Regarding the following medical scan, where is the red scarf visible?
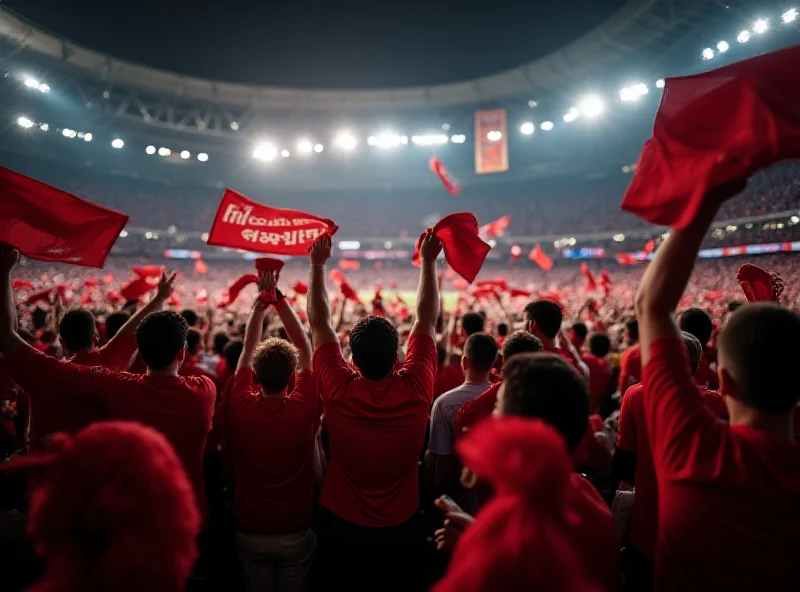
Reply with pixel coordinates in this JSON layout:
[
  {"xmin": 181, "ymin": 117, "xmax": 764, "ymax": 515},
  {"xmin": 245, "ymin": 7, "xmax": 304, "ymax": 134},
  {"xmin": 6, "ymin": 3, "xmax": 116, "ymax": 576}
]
[{"xmin": 412, "ymin": 213, "xmax": 490, "ymax": 283}]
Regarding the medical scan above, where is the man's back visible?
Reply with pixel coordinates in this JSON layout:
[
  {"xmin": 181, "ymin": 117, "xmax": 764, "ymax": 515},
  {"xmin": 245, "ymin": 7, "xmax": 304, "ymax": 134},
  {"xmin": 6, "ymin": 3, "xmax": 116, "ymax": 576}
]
[{"xmin": 314, "ymin": 334, "xmax": 436, "ymax": 527}]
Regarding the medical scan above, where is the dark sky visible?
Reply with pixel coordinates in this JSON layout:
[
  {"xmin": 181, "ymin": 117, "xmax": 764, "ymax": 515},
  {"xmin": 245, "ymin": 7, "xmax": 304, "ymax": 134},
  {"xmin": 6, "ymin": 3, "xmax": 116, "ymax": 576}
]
[{"xmin": 8, "ymin": 0, "xmax": 626, "ymax": 89}]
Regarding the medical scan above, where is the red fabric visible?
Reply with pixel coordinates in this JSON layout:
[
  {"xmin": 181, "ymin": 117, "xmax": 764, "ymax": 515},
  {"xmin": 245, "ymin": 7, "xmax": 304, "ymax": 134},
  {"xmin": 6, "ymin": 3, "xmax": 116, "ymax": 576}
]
[
  {"xmin": 528, "ymin": 244, "xmax": 553, "ymax": 270},
  {"xmin": 455, "ymin": 382, "xmax": 500, "ymax": 436},
  {"xmin": 645, "ymin": 240, "xmax": 656, "ymax": 254},
  {"xmin": 254, "ymin": 257, "xmax": 285, "ymax": 278},
  {"xmin": 12, "ymin": 279, "xmax": 34, "ymax": 290},
  {"xmin": 70, "ymin": 334, "xmax": 138, "ymax": 371},
  {"xmin": 434, "ymin": 418, "xmax": 613, "ymax": 592},
  {"xmin": 292, "ymin": 281, "xmax": 308, "ymax": 295},
  {"xmin": 622, "ymin": 46, "xmax": 800, "ymax": 230},
  {"xmin": 132, "ymin": 265, "xmax": 164, "ymax": 279},
  {"xmin": 9, "ymin": 345, "xmax": 216, "ymax": 524},
  {"xmin": 215, "ymin": 368, "xmax": 319, "ymax": 533},
  {"xmin": 224, "ymin": 274, "xmax": 258, "ymax": 307},
  {"xmin": 429, "ymin": 155, "xmax": 461, "ymax": 195},
  {"xmin": 581, "ymin": 354, "xmax": 610, "ymax": 413},
  {"xmin": 83, "ymin": 277, "xmax": 98, "ymax": 288},
  {"xmin": 340, "ymin": 281, "xmax": 361, "ymax": 303},
  {"xmin": 102, "ymin": 274, "xmax": 115, "ymax": 285},
  {"xmin": 471, "ymin": 287, "xmax": 499, "ymax": 301},
  {"xmin": 642, "ymin": 336, "xmax": 800, "ymax": 589},
  {"xmin": 703, "ymin": 290, "xmax": 724, "ymax": 301},
  {"xmin": 120, "ymin": 276, "xmax": 158, "ymax": 301},
  {"xmin": 413, "ymin": 213, "xmax": 490, "ymax": 283},
  {"xmin": 194, "ymin": 259, "xmax": 209, "ymax": 274},
  {"xmin": 507, "ymin": 288, "xmax": 532, "ymax": 298},
  {"xmin": 207, "ymin": 188, "xmax": 338, "ymax": 255},
  {"xmin": 452, "ymin": 278, "xmax": 469, "ymax": 290},
  {"xmin": 24, "ymin": 288, "xmax": 53, "ymax": 306},
  {"xmin": 479, "ymin": 216, "xmax": 512, "ymax": 238},
  {"xmin": 313, "ymin": 335, "xmax": 437, "ymax": 527},
  {"xmin": 475, "ymin": 279, "xmax": 506, "ymax": 290},
  {"xmin": 338, "ymin": 259, "xmax": 361, "ymax": 271},
  {"xmin": 616, "ymin": 253, "xmax": 639, "ymax": 265},
  {"xmin": 580, "ymin": 264, "xmax": 597, "ymax": 291},
  {"xmin": 434, "ymin": 364, "xmax": 466, "ymax": 400},
  {"xmin": 618, "ymin": 344, "xmax": 641, "ymax": 393},
  {"xmin": 328, "ymin": 269, "xmax": 346, "ymax": 285},
  {"xmin": 737, "ymin": 263, "xmax": 783, "ymax": 302},
  {"xmin": 0, "ymin": 166, "xmax": 130, "ymax": 268}
]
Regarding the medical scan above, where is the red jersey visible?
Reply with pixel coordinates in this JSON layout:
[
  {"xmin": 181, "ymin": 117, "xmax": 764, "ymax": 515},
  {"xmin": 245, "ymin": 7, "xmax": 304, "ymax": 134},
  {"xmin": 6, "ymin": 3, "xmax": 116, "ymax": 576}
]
[
  {"xmin": 220, "ymin": 368, "xmax": 319, "ymax": 534},
  {"xmin": 69, "ymin": 334, "xmax": 138, "ymax": 370},
  {"xmin": 434, "ymin": 364, "xmax": 464, "ymax": 400},
  {"xmin": 454, "ymin": 382, "xmax": 499, "ymax": 437},
  {"xmin": 618, "ymin": 344, "xmax": 641, "ymax": 393},
  {"xmin": 9, "ymin": 345, "xmax": 216, "ymax": 522},
  {"xmin": 313, "ymin": 334, "xmax": 437, "ymax": 527},
  {"xmin": 641, "ymin": 337, "xmax": 800, "ymax": 589},
  {"xmin": 581, "ymin": 353, "xmax": 610, "ymax": 412}
]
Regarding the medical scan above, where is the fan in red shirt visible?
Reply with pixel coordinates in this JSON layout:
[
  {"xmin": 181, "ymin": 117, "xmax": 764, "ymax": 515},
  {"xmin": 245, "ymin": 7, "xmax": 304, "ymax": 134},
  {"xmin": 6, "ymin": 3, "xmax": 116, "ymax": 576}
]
[
  {"xmin": 568, "ymin": 322, "xmax": 588, "ymax": 350},
  {"xmin": 679, "ymin": 308, "xmax": 719, "ymax": 389},
  {"xmin": 581, "ymin": 332, "xmax": 612, "ymax": 414},
  {"xmin": 435, "ymin": 353, "xmax": 619, "ymax": 591},
  {"xmin": 523, "ymin": 300, "xmax": 587, "ymax": 376},
  {"xmin": 59, "ymin": 308, "xmax": 139, "ymax": 371},
  {"xmin": 308, "ymin": 233, "xmax": 441, "ymax": 591},
  {"xmin": 618, "ymin": 320, "xmax": 641, "ymax": 393},
  {"xmin": 634, "ymin": 183, "xmax": 800, "ymax": 591},
  {"xmin": 179, "ymin": 328, "xmax": 216, "ymax": 381},
  {"xmin": 214, "ymin": 270, "xmax": 319, "ymax": 592},
  {"xmin": 0, "ymin": 246, "xmax": 216, "ymax": 525}
]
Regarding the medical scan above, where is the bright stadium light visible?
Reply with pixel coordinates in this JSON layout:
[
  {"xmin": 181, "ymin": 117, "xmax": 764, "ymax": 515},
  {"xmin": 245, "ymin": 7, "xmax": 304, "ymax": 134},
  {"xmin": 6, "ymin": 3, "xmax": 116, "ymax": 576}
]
[
  {"xmin": 579, "ymin": 95, "xmax": 605, "ymax": 118},
  {"xmin": 17, "ymin": 116, "xmax": 34, "ymax": 129},
  {"xmin": 450, "ymin": 134, "xmax": 467, "ymax": 143},
  {"xmin": 230, "ymin": 121, "xmax": 240, "ymax": 131},
  {"xmin": 563, "ymin": 107, "xmax": 580, "ymax": 123},
  {"xmin": 368, "ymin": 132, "xmax": 404, "ymax": 149},
  {"xmin": 486, "ymin": 130, "xmax": 502, "ymax": 142},
  {"xmin": 111, "ymin": 138, "xmax": 124, "ymax": 149},
  {"xmin": 146, "ymin": 145, "xmax": 156, "ymax": 155},
  {"xmin": 520, "ymin": 122, "xmax": 535, "ymax": 135},
  {"xmin": 197, "ymin": 153, "xmax": 209, "ymax": 162},
  {"xmin": 656, "ymin": 79, "xmax": 665, "ymax": 89},
  {"xmin": 180, "ymin": 150, "xmax": 190, "ymax": 159},
  {"xmin": 783, "ymin": 9, "xmax": 798, "ymax": 23},
  {"xmin": 334, "ymin": 132, "xmax": 357, "ymax": 151},
  {"xmin": 253, "ymin": 142, "xmax": 278, "ymax": 161},
  {"xmin": 62, "ymin": 128, "xmax": 77, "ymax": 138},
  {"xmin": 753, "ymin": 19, "xmax": 769, "ymax": 34},
  {"xmin": 338, "ymin": 241, "xmax": 361, "ymax": 250},
  {"xmin": 737, "ymin": 30, "xmax": 751, "ymax": 43},
  {"xmin": 280, "ymin": 149, "xmax": 290, "ymax": 158},
  {"xmin": 39, "ymin": 123, "xmax": 49, "ymax": 132},
  {"xmin": 23, "ymin": 77, "xmax": 40, "ymax": 89},
  {"xmin": 540, "ymin": 121, "xmax": 554, "ymax": 131},
  {"xmin": 702, "ymin": 48, "xmax": 714, "ymax": 60},
  {"xmin": 716, "ymin": 41, "xmax": 729, "ymax": 53},
  {"xmin": 412, "ymin": 134, "xmax": 449, "ymax": 146},
  {"xmin": 38, "ymin": 84, "xmax": 50, "ymax": 93},
  {"xmin": 83, "ymin": 133, "xmax": 93, "ymax": 142},
  {"xmin": 158, "ymin": 147, "xmax": 171, "ymax": 156},
  {"xmin": 313, "ymin": 143, "xmax": 324, "ymax": 153},
  {"xmin": 297, "ymin": 140, "xmax": 313, "ymax": 153}
]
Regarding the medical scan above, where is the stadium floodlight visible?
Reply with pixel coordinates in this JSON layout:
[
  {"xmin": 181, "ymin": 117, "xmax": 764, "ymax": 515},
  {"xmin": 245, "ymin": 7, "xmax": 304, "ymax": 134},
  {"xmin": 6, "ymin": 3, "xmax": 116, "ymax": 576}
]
[
  {"xmin": 702, "ymin": 48, "xmax": 714, "ymax": 60},
  {"xmin": 180, "ymin": 150, "xmax": 190, "ymax": 159},
  {"xmin": 84, "ymin": 133, "xmax": 93, "ymax": 142},
  {"xmin": 38, "ymin": 84, "xmax": 50, "ymax": 93},
  {"xmin": 633, "ymin": 83, "xmax": 649, "ymax": 97},
  {"xmin": 520, "ymin": 122, "xmax": 535, "ymax": 135},
  {"xmin": 146, "ymin": 145, "xmax": 156, "ymax": 155},
  {"xmin": 111, "ymin": 138, "xmax": 124, "ymax": 149},
  {"xmin": 441, "ymin": 123, "xmax": 450, "ymax": 131},
  {"xmin": 579, "ymin": 95, "xmax": 605, "ymax": 118},
  {"xmin": 656, "ymin": 79, "xmax": 665, "ymax": 89},
  {"xmin": 253, "ymin": 142, "xmax": 278, "ymax": 161},
  {"xmin": 334, "ymin": 131, "xmax": 358, "ymax": 151},
  {"xmin": 297, "ymin": 140, "xmax": 313, "ymax": 153},
  {"xmin": 753, "ymin": 19, "xmax": 769, "ymax": 34},
  {"xmin": 450, "ymin": 134, "xmax": 467, "ymax": 143},
  {"xmin": 737, "ymin": 30, "xmax": 751, "ymax": 43},
  {"xmin": 280, "ymin": 149, "xmax": 290, "ymax": 158},
  {"xmin": 39, "ymin": 123, "xmax": 49, "ymax": 132},
  {"xmin": 613, "ymin": 234, "xmax": 625, "ymax": 242},
  {"xmin": 230, "ymin": 121, "xmax": 239, "ymax": 131},
  {"xmin": 119, "ymin": 230, "xmax": 128, "ymax": 238},
  {"xmin": 23, "ymin": 77, "xmax": 40, "ymax": 89},
  {"xmin": 540, "ymin": 121, "xmax": 554, "ymax": 131},
  {"xmin": 158, "ymin": 147, "xmax": 171, "ymax": 156},
  {"xmin": 338, "ymin": 241, "xmax": 361, "ymax": 250},
  {"xmin": 17, "ymin": 116, "xmax": 34, "ymax": 128},
  {"xmin": 62, "ymin": 128, "xmax": 77, "ymax": 138},
  {"xmin": 783, "ymin": 9, "xmax": 798, "ymax": 23},
  {"xmin": 313, "ymin": 144, "xmax": 324, "ymax": 153},
  {"xmin": 716, "ymin": 41, "xmax": 729, "ymax": 53},
  {"xmin": 563, "ymin": 107, "xmax": 580, "ymax": 123},
  {"xmin": 412, "ymin": 134, "xmax": 449, "ymax": 146},
  {"xmin": 197, "ymin": 153, "xmax": 209, "ymax": 162},
  {"xmin": 486, "ymin": 130, "xmax": 503, "ymax": 142},
  {"xmin": 368, "ymin": 132, "xmax": 404, "ymax": 149}
]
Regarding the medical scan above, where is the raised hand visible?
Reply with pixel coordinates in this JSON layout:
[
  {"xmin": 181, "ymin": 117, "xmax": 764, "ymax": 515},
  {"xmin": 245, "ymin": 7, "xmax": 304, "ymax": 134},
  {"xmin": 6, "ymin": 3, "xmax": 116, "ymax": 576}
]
[
  {"xmin": 419, "ymin": 230, "xmax": 443, "ymax": 263},
  {"xmin": 156, "ymin": 271, "xmax": 178, "ymax": 300},
  {"xmin": 309, "ymin": 235, "xmax": 332, "ymax": 266}
]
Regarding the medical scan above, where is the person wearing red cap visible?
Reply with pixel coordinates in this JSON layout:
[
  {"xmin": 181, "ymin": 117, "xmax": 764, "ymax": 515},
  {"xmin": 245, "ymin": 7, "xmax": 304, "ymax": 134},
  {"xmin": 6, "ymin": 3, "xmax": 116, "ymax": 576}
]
[
  {"xmin": 214, "ymin": 271, "xmax": 319, "ymax": 592},
  {"xmin": 0, "ymin": 245, "xmax": 216, "ymax": 526},
  {"xmin": 634, "ymin": 182, "xmax": 800, "ymax": 590},
  {"xmin": 308, "ymin": 233, "xmax": 442, "ymax": 590}
]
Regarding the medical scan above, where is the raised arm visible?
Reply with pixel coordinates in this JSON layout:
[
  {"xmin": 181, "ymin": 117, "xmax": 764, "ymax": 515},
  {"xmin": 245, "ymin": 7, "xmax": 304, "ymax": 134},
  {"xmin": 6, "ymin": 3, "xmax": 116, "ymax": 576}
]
[
  {"xmin": 237, "ymin": 273, "xmax": 270, "ymax": 372},
  {"xmin": 0, "ymin": 245, "xmax": 27, "ymax": 359},
  {"xmin": 106, "ymin": 272, "xmax": 176, "ymax": 346},
  {"xmin": 411, "ymin": 231, "xmax": 443, "ymax": 338},
  {"xmin": 307, "ymin": 235, "xmax": 338, "ymax": 350},
  {"xmin": 276, "ymin": 295, "xmax": 313, "ymax": 372}
]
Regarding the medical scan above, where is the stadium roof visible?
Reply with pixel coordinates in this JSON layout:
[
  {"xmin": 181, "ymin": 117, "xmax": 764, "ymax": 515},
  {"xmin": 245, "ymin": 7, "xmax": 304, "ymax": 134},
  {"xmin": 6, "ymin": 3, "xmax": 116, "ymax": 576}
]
[{"xmin": 0, "ymin": 0, "xmax": 718, "ymax": 111}]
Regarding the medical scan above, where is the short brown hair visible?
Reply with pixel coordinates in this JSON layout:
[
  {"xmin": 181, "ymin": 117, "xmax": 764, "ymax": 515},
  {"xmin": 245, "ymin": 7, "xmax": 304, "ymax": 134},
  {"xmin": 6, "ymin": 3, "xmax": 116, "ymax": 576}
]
[
  {"xmin": 464, "ymin": 332, "xmax": 499, "ymax": 373},
  {"xmin": 252, "ymin": 338, "xmax": 298, "ymax": 394}
]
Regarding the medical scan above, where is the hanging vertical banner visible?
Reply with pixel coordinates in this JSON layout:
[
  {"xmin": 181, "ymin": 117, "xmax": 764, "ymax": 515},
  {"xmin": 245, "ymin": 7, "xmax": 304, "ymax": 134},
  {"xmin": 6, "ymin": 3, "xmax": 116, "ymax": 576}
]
[{"xmin": 474, "ymin": 109, "xmax": 509, "ymax": 175}]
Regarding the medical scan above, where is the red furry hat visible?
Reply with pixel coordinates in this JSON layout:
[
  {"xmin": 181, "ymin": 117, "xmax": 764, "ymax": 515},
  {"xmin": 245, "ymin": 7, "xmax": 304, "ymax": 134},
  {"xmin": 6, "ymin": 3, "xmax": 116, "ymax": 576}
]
[{"xmin": 6, "ymin": 421, "xmax": 200, "ymax": 592}]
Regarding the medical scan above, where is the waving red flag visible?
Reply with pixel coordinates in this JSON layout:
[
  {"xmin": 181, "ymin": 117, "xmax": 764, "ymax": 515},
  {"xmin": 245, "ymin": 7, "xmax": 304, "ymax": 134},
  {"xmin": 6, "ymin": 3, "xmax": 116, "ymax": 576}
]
[
  {"xmin": 737, "ymin": 264, "xmax": 784, "ymax": 303},
  {"xmin": 194, "ymin": 259, "xmax": 209, "ymax": 274},
  {"xmin": 207, "ymin": 189, "xmax": 338, "ymax": 255},
  {"xmin": 616, "ymin": 253, "xmax": 639, "ymax": 265},
  {"xmin": 12, "ymin": 279, "xmax": 34, "ymax": 290},
  {"xmin": 223, "ymin": 274, "xmax": 258, "ymax": 307},
  {"xmin": 507, "ymin": 288, "xmax": 532, "ymax": 298},
  {"xmin": 479, "ymin": 216, "xmax": 512, "ymax": 238},
  {"xmin": 644, "ymin": 240, "xmax": 656, "ymax": 254},
  {"xmin": 255, "ymin": 257, "xmax": 284, "ymax": 280},
  {"xmin": 476, "ymin": 279, "xmax": 507, "ymax": 291},
  {"xmin": 132, "ymin": 265, "xmax": 164, "ymax": 279},
  {"xmin": 528, "ymin": 244, "xmax": 553, "ymax": 271},
  {"xmin": 120, "ymin": 277, "xmax": 158, "ymax": 302},
  {"xmin": 329, "ymin": 269, "xmax": 346, "ymax": 285},
  {"xmin": 24, "ymin": 288, "xmax": 53, "ymax": 306},
  {"xmin": 622, "ymin": 46, "xmax": 800, "ymax": 230},
  {"xmin": 580, "ymin": 264, "xmax": 597, "ymax": 291},
  {"xmin": 292, "ymin": 281, "xmax": 309, "ymax": 295},
  {"xmin": 338, "ymin": 259, "xmax": 361, "ymax": 271},
  {"xmin": 340, "ymin": 282, "xmax": 362, "ymax": 304},
  {"xmin": 102, "ymin": 274, "xmax": 115, "ymax": 285},
  {"xmin": 429, "ymin": 155, "xmax": 461, "ymax": 195},
  {"xmin": 0, "ymin": 166, "xmax": 129, "ymax": 268},
  {"xmin": 412, "ymin": 213, "xmax": 491, "ymax": 283}
]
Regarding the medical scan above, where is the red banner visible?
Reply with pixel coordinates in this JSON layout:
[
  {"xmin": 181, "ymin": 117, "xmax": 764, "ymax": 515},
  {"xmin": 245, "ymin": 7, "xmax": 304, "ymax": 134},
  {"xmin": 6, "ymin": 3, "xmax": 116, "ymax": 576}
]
[
  {"xmin": 0, "ymin": 166, "xmax": 129, "ymax": 268},
  {"xmin": 474, "ymin": 109, "xmax": 509, "ymax": 175},
  {"xmin": 207, "ymin": 189, "xmax": 338, "ymax": 255},
  {"xmin": 429, "ymin": 156, "xmax": 461, "ymax": 195}
]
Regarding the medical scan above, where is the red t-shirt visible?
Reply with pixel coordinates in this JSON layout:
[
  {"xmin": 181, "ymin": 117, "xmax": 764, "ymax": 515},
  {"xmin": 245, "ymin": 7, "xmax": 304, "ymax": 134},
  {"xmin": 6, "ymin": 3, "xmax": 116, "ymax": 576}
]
[
  {"xmin": 618, "ymin": 344, "xmax": 641, "ymax": 393},
  {"xmin": 434, "ymin": 364, "xmax": 464, "ymax": 400},
  {"xmin": 641, "ymin": 336, "xmax": 800, "ymax": 589},
  {"xmin": 581, "ymin": 353, "xmax": 610, "ymax": 412},
  {"xmin": 9, "ymin": 344, "xmax": 216, "ymax": 522},
  {"xmin": 455, "ymin": 382, "xmax": 499, "ymax": 437},
  {"xmin": 220, "ymin": 368, "xmax": 319, "ymax": 534},
  {"xmin": 313, "ymin": 334, "xmax": 437, "ymax": 527},
  {"xmin": 69, "ymin": 334, "xmax": 138, "ymax": 370}
]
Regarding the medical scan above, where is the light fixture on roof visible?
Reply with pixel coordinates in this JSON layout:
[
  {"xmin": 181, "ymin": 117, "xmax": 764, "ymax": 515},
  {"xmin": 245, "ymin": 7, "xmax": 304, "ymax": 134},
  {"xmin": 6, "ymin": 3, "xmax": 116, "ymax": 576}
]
[
  {"xmin": 334, "ymin": 131, "xmax": 357, "ymax": 151},
  {"xmin": 702, "ymin": 48, "xmax": 714, "ymax": 60},
  {"xmin": 656, "ymin": 79, "xmax": 665, "ymax": 89},
  {"xmin": 716, "ymin": 41, "xmax": 729, "ymax": 53},
  {"xmin": 180, "ymin": 150, "xmax": 190, "ymax": 159},
  {"xmin": 441, "ymin": 123, "xmax": 450, "ymax": 131},
  {"xmin": 62, "ymin": 128, "xmax": 77, "ymax": 138},
  {"xmin": 450, "ymin": 134, "xmax": 467, "ymax": 143},
  {"xmin": 313, "ymin": 143, "xmax": 324, "ymax": 153},
  {"xmin": 17, "ymin": 116, "xmax": 34, "ymax": 128},
  {"xmin": 23, "ymin": 77, "xmax": 40, "ymax": 89},
  {"xmin": 280, "ymin": 149, "xmax": 290, "ymax": 158},
  {"xmin": 579, "ymin": 94, "xmax": 605, "ymax": 118},
  {"xmin": 368, "ymin": 132, "xmax": 404, "ymax": 149},
  {"xmin": 158, "ymin": 147, "xmax": 171, "ymax": 156},
  {"xmin": 39, "ymin": 123, "xmax": 49, "ymax": 132},
  {"xmin": 38, "ymin": 83, "xmax": 50, "ymax": 93},
  {"xmin": 486, "ymin": 130, "xmax": 503, "ymax": 142},
  {"xmin": 197, "ymin": 153, "xmax": 209, "ymax": 162},
  {"xmin": 253, "ymin": 143, "xmax": 278, "ymax": 161},
  {"xmin": 111, "ymin": 138, "xmax": 124, "ymax": 149},
  {"xmin": 540, "ymin": 121, "xmax": 554, "ymax": 131},
  {"xmin": 83, "ymin": 133, "xmax": 92, "ymax": 142},
  {"xmin": 737, "ymin": 30, "xmax": 751, "ymax": 43},
  {"xmin": 753, "ymin": 19, "xmax": 769, "ymax": 34},
  {"xmin": 620, "ymin": 83, "xmax": 648, "ymax": 102},
  {"xmin": 146, "ymin": 145, "xmax": 156, "ymax": 155},
  {"xmin": 412, "ymin": 134, "xmax": 449, "ymax": 146},
  {"xmin": 563, "ymin": 108, "xmax": 580, "ymax": 123},
  {"xmin": 297, "ymin": 140, "xmax": 313, "ymax": 153},
  {"xmin": 230, "ymin": 121, "xmax": 239, "ymax": 131},
  {"xmin": 783, "ymin": 9, "xmax": 798, "ymax": 23},
  {"xmin": 520, "ymin": 122, "xmax": 535, "ymax": 135}
]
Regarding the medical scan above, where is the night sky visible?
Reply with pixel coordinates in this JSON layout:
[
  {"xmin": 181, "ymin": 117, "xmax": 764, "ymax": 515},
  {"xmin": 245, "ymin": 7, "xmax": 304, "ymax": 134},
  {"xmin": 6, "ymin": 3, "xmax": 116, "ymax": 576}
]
[{"xmin": 7, "ymin": 0, "xmax": 626, "ymax": 89}]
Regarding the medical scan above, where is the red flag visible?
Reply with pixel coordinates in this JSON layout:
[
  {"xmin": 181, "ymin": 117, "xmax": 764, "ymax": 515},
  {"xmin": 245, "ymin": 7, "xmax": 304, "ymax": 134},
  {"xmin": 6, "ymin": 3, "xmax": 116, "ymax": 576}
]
[
  {"xmin": 255, "ymin": 257, "xmax": 285, "ymax": 280},
  {"xmin": 644, "ymin": 240, "xmax": 656, "ymax": 254},
  {"xmin": 194, "ymin": 259, "xmax": 209, "ymax": 274},
  {"xmin": 107, "ymin": 290, "xmax": 123, "ymax": 304},
  {"xmin": 472, "ymin": 287, "xmax": 500, "ymax": 301},
  {"xmin": 0, "ymin": 167, "xmax": 129, "ymax": 268},
  {"xmin": 476, "ymin": 279, "xmax": 507, "ymax": 291},
  {"xmin": 224, "ymin": 274, "xmax": 258, "ymax": 307},
  {"xmin": 11, "ymin": 279, "xmax": 34, "ymax": 290},
  {"xmin": 580, "ymin": 264, "xmax": 597, "ymax": 291},
  {"xmin": 453, "ymin": 278, "xmax": 469, "ymax": 291},
  {"xmin": 621, "ymin": 46, "xmax": 800, "ymax": 230},
  {"xmin": 292, "ymin": 281, "xmax": 308, "ymax": 295},
  {"xmin": 507, "ymin": 288, "xmax": 532, "ymax": 298},
  {"xmin": 24, "ymin": 288, "xmax": 53, "ymax": 306},
  {"xmin": 329, "ymin": 269, "xmax": 346, "ymax": 285},
  {"xmin": 340, "ymin": 282, "xmax": 361, "ymax": 304},
  {"xmin": 704, "ymin": 290, "xmax": 724, "ymax": 301},
  {"xmin": 412, "ymin": 213, "xmax": 491, "ymax": 283},
  {"xmin": 102, "ymin": 274, "xmax": 115, "ymax": 285},
  {"xmin": 132, "ymin": 265, "xmax": 164, "ymax": 279},
  {"xmin": 206, "ymin": 189, "xmax": 338, "ymax": 255},
  {"xmin": 616, "ymin": 253, "xmax": 639, "ymax": 265},
  {"xmin": 120, "ymin": 277, "xmax": 157, "ymax": 301},
  {"xmin": 479, "ymin": 216, "xmax": 512, "ymax": 238},
  {"xmin": 166, "ymin": 294, "xmax": 182, "ymax": 308},
  {"xmin": 338, "ymin": 259, "xmax": 361, "ymax": 271},
  {"xmin": 429, "ymin": 155, "xmax": 461, "ymax": 195},
  {"xmin": 528, "ymin": 244, "xmax": 553, "ymax": 271},
  {"xmin": 510, "ymin": 244, "xmax": 522, "ymax": 264},
  {"xmin": 737, "ymin": 264, "xmax": 784, "ymax": 302}
]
